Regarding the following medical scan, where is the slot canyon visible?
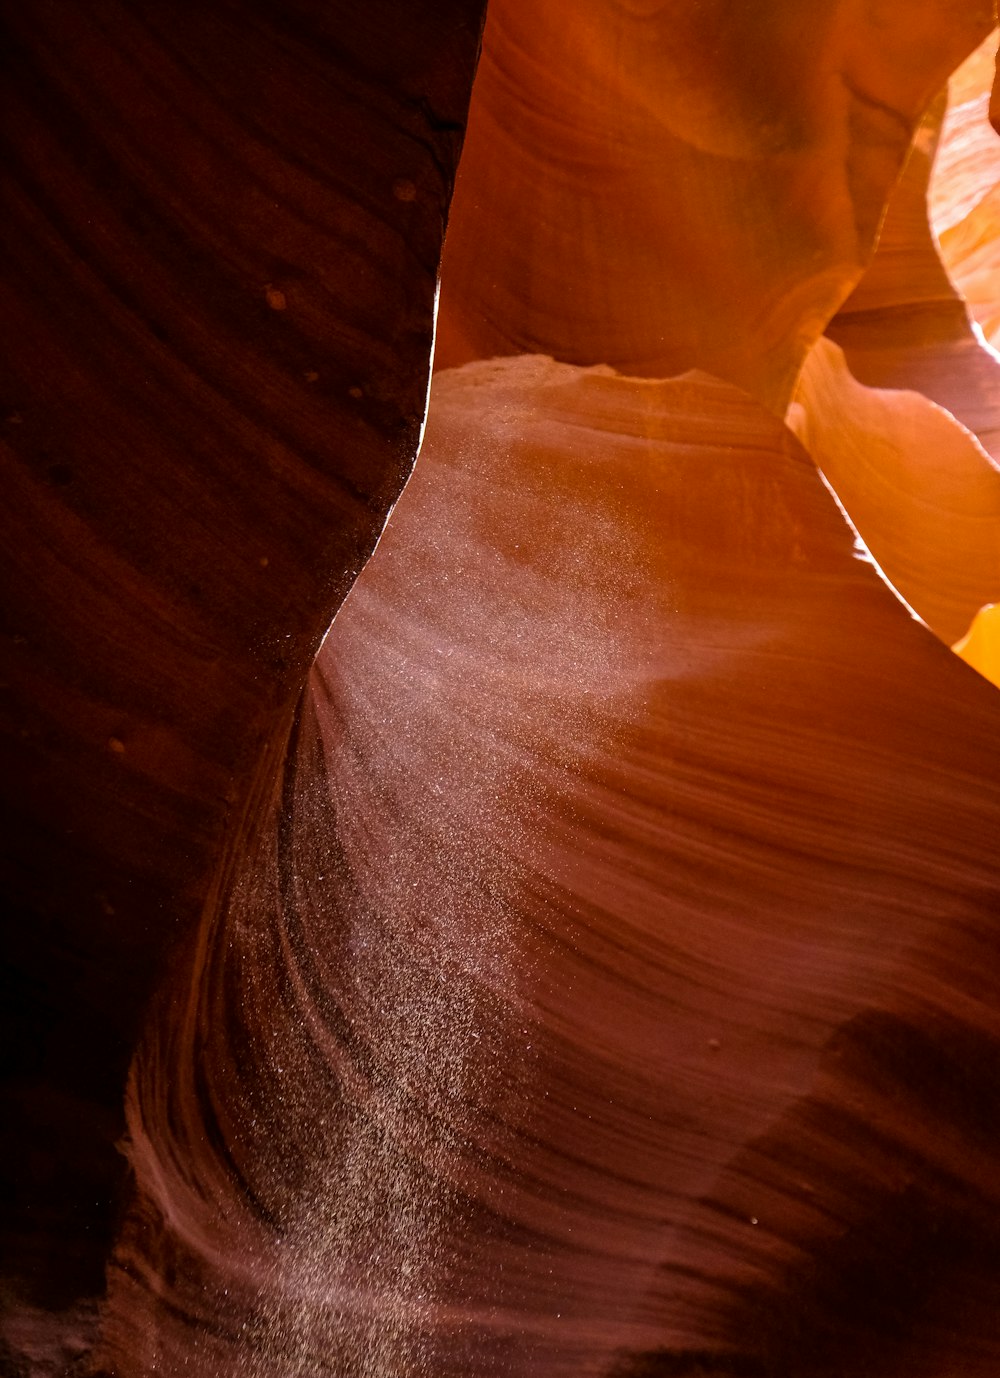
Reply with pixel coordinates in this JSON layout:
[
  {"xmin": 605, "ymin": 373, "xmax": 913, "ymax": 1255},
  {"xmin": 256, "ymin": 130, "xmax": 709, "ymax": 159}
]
[{"xmin": 4, "ymin": 1, "xmax": 1000, "ymax": 1374}]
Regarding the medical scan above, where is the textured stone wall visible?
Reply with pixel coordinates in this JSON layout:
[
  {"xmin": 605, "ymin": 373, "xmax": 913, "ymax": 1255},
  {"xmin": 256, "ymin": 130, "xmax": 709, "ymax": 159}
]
[
  {"xmin": 0, "ymin": 2, "xmax": 485, "ymax": 1367},
  {"xmin": 4, "ymin": 3, "xmax": 1000, "ymax": 1375}
]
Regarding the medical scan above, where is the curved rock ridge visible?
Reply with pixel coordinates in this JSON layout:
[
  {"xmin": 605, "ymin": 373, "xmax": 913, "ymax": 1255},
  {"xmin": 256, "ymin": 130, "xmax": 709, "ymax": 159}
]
[
  {"xmin": 790, "ymin": 336, "xmax": 1000, "ymax": 646},
  {"xmin": 799, "ymin": 34, "xmax": 1000, "ymax": 662},
  {"xmin": 103, "ymin": 357, "xmax": 1000, "ymax": 1376},
  {"xmin": 826, "ymin": 71, "xmax": 1000, "ymax": 457}
]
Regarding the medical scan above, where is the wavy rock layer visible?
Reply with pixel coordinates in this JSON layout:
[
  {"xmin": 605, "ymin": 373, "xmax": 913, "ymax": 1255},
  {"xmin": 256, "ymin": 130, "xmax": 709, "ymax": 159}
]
[
  {"xmin": 826, "ymin": 33, "xmax": 1000, "ymax": 459},
  {"xmin": 108, "ymin": 358, "xmax": 1000, "ymax": 1377},
  {"xmin": 791, "ymin": 337, "xmax": 1000, "ymax": 645},
  {"xmin": 435, "ymin": 0, "xmax": 994, "ymax": 414},
  {"xmin": 8, "ymin": 2, "xmax": 1000, "ymax": 1373}
]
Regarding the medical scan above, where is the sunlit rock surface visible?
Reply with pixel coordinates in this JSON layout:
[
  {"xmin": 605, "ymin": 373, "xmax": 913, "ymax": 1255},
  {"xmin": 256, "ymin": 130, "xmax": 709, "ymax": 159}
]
[
  {"xmin": 955, "ymin": 600, "xmax": 1000, "ymax": 688},
  {"xmin": 826, "ymin": 36, "xmax": 1000, "ymax": 458},
  {"xmin": 435, "ymin": 0, "xmax": 995, "ymax": 414},
  {"xmin": 790, "ymin": 337, "xmax": 1000, "ymax": 644},
  {"xmin": 104, "ymin": 358, "xmax": 1000, "ymax": 1376},
  {"xmin": 934, "ymin": 34, "xmax": 1000, "ymax": 350}
]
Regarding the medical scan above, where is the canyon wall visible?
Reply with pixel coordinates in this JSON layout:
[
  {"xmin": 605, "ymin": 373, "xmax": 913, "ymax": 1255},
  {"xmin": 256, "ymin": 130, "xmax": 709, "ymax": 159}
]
[
  {"xmin": 4, "ymin": 2, "xmax": 1000, "ymax": 1375},
  {"xmin": 0, "ymin": 2, "xmax": 485, "ymax": 1368}
]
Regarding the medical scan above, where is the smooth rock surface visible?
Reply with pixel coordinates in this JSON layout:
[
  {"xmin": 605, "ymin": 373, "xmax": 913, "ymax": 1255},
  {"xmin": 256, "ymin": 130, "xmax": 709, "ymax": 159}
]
[
  {"xmin": 827, "ymin": 36, "xmax": 1000, "ymax": 459},
  {"xmin": 107, "ymin": 357, "xmax": 1000, "ymax": 1376},
  {"xmin": 791, "ymin": 337, "xmax": 1000, "ymax": 645},
  {"xmin": 436, "ymin": 0, "xmax": 995, "ymax": 414}
]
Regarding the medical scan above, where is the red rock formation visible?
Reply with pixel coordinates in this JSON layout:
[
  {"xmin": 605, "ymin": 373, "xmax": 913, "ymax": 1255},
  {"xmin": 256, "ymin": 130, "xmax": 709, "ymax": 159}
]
[
  {"xmin": 935, "ymin": 35, "xmax": 1000, "ymax": 350},
  {"xmin": 109, "ymin": 358, "xmax": 1000, "ymax": 1375},
  {"xmin": 825, "ymin": 55, "xmax": 1000, "ymax": 459},
  {"xmin": 789, "ymin": 338, "xmax": 1000, "ymax": 645},
  {"xmin": 799, "ymin": 36, "xmax": 1000, "ymax": 667},
  {"xmin": 7, "ymin": 0, "xmax": 1000, "ymax": 1374},
  {"xmin": 435, "ymin": 0, "xmax": 995, "ymax": 413},
  {"xmin": 0, "ymin": 0, "xmax": 484, "ymax": 1366}
]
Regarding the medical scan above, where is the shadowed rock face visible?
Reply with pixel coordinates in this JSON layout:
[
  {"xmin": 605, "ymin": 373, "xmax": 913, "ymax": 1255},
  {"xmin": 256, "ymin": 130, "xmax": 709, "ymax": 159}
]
[
  {"xmin": 0, "ymin": 0, "xmax": 485, "ymax": 1358},
  {"xmin": 6, "ymin": 0, "xmax": 1000, "ymax": 1374}
]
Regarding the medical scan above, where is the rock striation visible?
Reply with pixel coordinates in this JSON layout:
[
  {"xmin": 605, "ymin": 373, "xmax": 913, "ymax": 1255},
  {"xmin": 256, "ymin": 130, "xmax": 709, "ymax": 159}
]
[
  {"xmin": 0, "ymin": 0, "xmax": 484, "ymax": 1363},
  {"xmin": 109, "ymin": 357, "xmax": 1000, "ymax": 1375},
  {"xmin": 5, "ymin": 1, "xmax": 1000, "ymax": 1374}
]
